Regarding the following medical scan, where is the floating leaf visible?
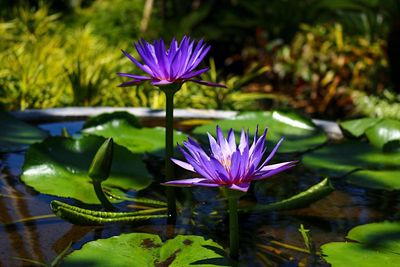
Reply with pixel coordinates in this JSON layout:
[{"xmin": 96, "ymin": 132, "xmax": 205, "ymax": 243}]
[
  {"xmin": 365, "ymin": 119, "xmax": 400, "ymax": 149},
  {"xmin": 340, "ymin": 117, "xmax": 381, "ymax": 138},
  {"xmin": 62, "ymin": 233, "xmax": 230, "ymax": 266},
  {"xmin": 193, "ymin": 110, "xmax": 328, "ymax": 153},
  {"xmin": 302, "ymin": 141, "xmax": 400, "ymax": 190},
  {"xmin": 82, "ymin": 120, "xmax": 187, "ymax": 156},
  {"xmin": 241, "ymin": 178, "xmax": 334, "ymax": 212},
  {"xmin": 83, "ymin": 111, "xmax": 142, "ymax": 129},
  {"xmin": 21, "ymin": 135, "xmax": 152, "ymax": 204},
  {"xmin": 346, "ymin": 170, "xmax": 400, "ymax": 190},
  {"xmin": 321, "ymin": 221, "xmax": 400, "ymax": 267},
  {"xmin": 0, "ymin": 111, "xmax": 49, "ymax": 152}
]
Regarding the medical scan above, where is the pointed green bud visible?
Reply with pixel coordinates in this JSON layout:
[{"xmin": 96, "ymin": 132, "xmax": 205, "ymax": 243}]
[
  {"xmin": 88, "ymin": 138, "xmax": 114, "ymax": 182},
  {"xmin": 61, "ymin": 127, "xmax": 70, "ymax": 138}
]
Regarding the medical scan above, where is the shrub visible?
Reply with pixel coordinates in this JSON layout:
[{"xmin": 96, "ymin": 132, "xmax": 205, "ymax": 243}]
[{"xmin": 266, "ymin": 23, "xmax": 389, "ymax": 119}]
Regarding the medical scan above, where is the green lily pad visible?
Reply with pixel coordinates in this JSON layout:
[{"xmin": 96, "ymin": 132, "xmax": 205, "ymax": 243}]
[
  {"xmin": 340, "ymin": 117, "xmax": 381, "ymax": 138},
  {"xmin": 82, "ymin": 120, "xmax": 187, "ymax": 156},
  {"xmin": 62, "ymin": 233, "xmax": 230, "ymax": 266},
  {"xmin": 0, "ymin": 111, "xmax": 49, "ymax": 152},
  {"xmin": 365, "ymin": 119, "xmax": 400, "ymax": 149},
  {"xmin": 193, "ymin": 110, "xmax": 328, "ymax": 153},
  {"xmin": 21, "ymin": 135, "xmax": 152, "ymax": 204},
  {"xmin": 83, "ymin": 111, "xmax": 142, "ymax": 129},
  {"xmin": 302, "ymin": 141, "xmax": 400, "ymax": 190},
  {"xmin": 346, "ymin": 170, "xmax": 400, "ymax": 190},
  {"xmin": 321, "ymin": 221, "xmax": 400, "ymax": 267}
]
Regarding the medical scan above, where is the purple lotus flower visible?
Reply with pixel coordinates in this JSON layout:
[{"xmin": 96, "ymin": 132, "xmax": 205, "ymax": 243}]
[
  {"xmin": 163, "ymin": 126, "xmax": 296, "ymax": 192},
  {"xmin": 118, "ymin": 36, "xmax": 225, "ymax": 88}
]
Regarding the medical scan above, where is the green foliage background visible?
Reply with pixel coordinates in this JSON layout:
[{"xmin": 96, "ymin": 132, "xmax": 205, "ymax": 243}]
[{"xmin": 0, "ymin": 0, "xmax": 399, "ymax": 119}]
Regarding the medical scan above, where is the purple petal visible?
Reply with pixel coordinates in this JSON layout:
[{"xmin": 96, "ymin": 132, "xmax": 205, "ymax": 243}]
[
  {"xmin": 228, "ymin": 182, "xmax": 250, "ymax": 192},
  {"xmin": 253, "ymin": 161, "xmax": 296, "ymax": 180},
  {"xmin": 155, "ymin": 39, "xmax": 170, "ymax": 79},
  {"xmin": 207, "ymin": 132, "xmax": 223, "ymax": 161},
  {"xmin": 229, "ymin": 149, "xmax": 242, "ymax": 180},
  {"xmin": 259, "ymin": 161, "xmax": 297, "ymax": 172},
  {"xmin": 257, "ymin": 138, "xmax": 284, "ymax": 170},
  {"xmin": 171, "ymin": 158, "xmax": 195, "ymax": 172},
  {"xmin": 180, "ymin": 67, "xmax": 209, "ymax": 79},
  {"xmin": 187, "ymin": 45, "xmax": 211, "ymax": 72},
  {"xmin": 162, "ymin": 178, "xmax": 209, "ymax": 186},
  {"xmin": 135, "ymin": 41, "xmax": 163, "ymax": 78},
  {"xmin": 209, "ymin": 156, "xmax": 231, "ymax": 183},
  {"xmin": 121, "ymin": 49, "xmax": 154, "ymax": 76},
  {"xmin": 238, "ymin": 129, "xmax": 248, "ymax": 153},
  {"xmin": 117, "ymin": 79, "xmax": 144, "ymax": 87},
  {"xmin": 227, "ymin": 129, "xmax": 236, "ymax": 152},
  {"xmin": 151, "ymin": 80, "xmax": 173, "ymax": 86},
  {"xmin": 117, "ymin": 72, "xmax": 151, "ymax": 80},
  {"xmin": 187, "ymin": 79, "xmax": 227, "ymax": 88}
]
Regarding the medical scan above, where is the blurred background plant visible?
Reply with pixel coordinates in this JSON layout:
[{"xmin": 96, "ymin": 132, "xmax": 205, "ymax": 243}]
[{"xmin": 0, "ymin": 0, "xmax": 399, "ymax": 120}]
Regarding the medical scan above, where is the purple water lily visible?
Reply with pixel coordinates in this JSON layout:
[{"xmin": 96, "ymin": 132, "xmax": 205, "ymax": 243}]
[
  {"xmin": 118, "ymin": 36, "xmax": 225, "ymax": 88},
  {"xmin": 163, "ymin": 126, "xmax": 296, "ymax": 192}
]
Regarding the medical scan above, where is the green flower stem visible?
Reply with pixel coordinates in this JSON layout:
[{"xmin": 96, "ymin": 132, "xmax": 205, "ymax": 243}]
[
  {"xmin": 228, "ymin": 195, "xmax": 239, "ymax": 260},
  {"xmin": 93, "ymin": 180, "xmax": 115, "ymax": 211},
  {"xmin": 163, "ymin": 87, "xmax": 179, "ymax": 219}
]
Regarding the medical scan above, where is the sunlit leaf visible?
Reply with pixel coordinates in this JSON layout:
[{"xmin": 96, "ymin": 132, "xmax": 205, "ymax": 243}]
[
  {"xmin": 62, "ymin": 233, "xmax": 230, "ymax": 266},
  {"xmin": 82, "ymin": 118, "xmax": 187, "ymax": 156},
  {"xmin": 321, "ymin": 221, "xmax": 400, "ymax": 267},
  {"xmin": 21, "ymin": 135, "xmax": 152, "ymax": 204},
  {"xmin": 340, "ymin": 117, "xmax": 381, "ymax": 138},
  {"xmin": 365, "ymin": 119, "xmax": 400, "ymax": 149},
  {"xmin": 302, "ymin": 141, "xmax": 400, "ymax": 190}
]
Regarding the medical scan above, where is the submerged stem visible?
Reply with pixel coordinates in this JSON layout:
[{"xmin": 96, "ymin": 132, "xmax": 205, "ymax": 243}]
[
  {"xmin": 93, "ymin": 180, "xmax": 115, "ymax": 211},
  {"xmin": 228, "ymin": 196, "xmax": 239, "ymax": 260},
  {"xmin": 163, "ymin": 88, "xmax": 178, "ymax": 219}
]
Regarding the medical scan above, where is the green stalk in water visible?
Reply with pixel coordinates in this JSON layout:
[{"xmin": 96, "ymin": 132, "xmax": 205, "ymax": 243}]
[
  {"xmin": 228, "ymin": 194, "xmax": 239, "ymax": 261},
  {"xmin": 161, "ymin": 86, "xmax": 180, "ymax": 219}
]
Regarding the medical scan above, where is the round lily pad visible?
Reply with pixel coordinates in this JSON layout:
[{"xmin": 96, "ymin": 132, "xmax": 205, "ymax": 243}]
[
  {"xmin": 321, "ymin": 221, "xmax": 400, "ymax": 267},
  {"xmin": 302, "ymin": 141, "xmax": 400, "ymax": 190},
  {"xmin": 192, "ymin": 110, "xmax": 328, "ymax": 153},
  {"xmin": 0, "ymin": 111, "xmax": 49, "ymax": 152},
  {"xmin": 21, "ymin": 135, "xmax": 152, "ymax": 204},
  {"xmin": 62, "ymin": 233, "xmax": 229, "ymax": 266},
  {"xmin": 82, "ymin": 120, "xmax": 187, "ymax": 156},
  {"xmin": 346, "ymin": 170, "xmax": 400, "ymax": 190},
  {"xmin": 340, "ymin": 117, "xmax": 381, "ymax": 138},
  {"xmin": 365, "ymin": 119, "xmax": 400, "ymax": 150}
]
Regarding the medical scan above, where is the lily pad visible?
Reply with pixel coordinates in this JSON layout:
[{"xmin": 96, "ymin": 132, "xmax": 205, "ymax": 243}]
[
  {"xmin": 21, "ymin": 135, "xmax": 152, "ymax": 204},
  {"xmin": 193, "ymin": 110, "xmax": 328, "ymax": 153},
  {"xmin": 82, "ymin": 119, "xmax": 187, "ymax": 156},
  {"xmin": 346, "ymin": 170, "xmax": 400, "ymax": 190},
  {"xmin": 365, "ymin": 119, "xmax": 400, "ymax": 149},
  {"xmin": 321, "ymin": 221, "xmax": 400, "ymax": 267},
  {"xmin": 83, "ymin": 111, "xmax": 142, "ymax": 129},
  {"xmin": 0, "ymin": 111, "xmax": 49, "ymax": 152},
  {"xmin": 340, "ymin": 117, "xmax": 381, "ymax": 138},
  {"xmin": 302, "ymin": 141, "xmax": 400, "ymax": 190},
  {"xmin": 62, "ymin": 233, "xmax": 230, "ymax": 266}
]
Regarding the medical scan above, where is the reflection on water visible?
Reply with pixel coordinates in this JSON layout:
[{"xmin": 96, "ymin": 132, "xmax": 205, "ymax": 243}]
[{"xmin": 0, "ymin": 121, "xmax": 399, "ymax": 266}]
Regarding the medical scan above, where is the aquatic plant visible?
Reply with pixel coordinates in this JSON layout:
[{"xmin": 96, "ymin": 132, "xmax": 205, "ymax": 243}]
[
  {"xmin": 164, "ymin": 126, "xmax": 296, "ymax": 192},
  {"xmin": 118, "ymin": 37, "xmax": 225, "ymax": 217},
  {"xmin": 117, "ymin": 36, "xmax": 225, "ymax": 88},
  {"xmin": 163, "ymin": 126, "xmax": 296, "ymax": 259}
]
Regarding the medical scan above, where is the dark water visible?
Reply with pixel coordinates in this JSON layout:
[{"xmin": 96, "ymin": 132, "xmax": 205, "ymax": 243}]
[{"xmin": 0, "ymin": 121, "xmax": 399, "ymax": 267}]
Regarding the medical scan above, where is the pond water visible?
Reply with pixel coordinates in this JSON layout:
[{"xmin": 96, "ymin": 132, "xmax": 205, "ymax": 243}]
[{"xmin": 0, "ymin": 120, "xmax": 399, "ymax": 267}]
